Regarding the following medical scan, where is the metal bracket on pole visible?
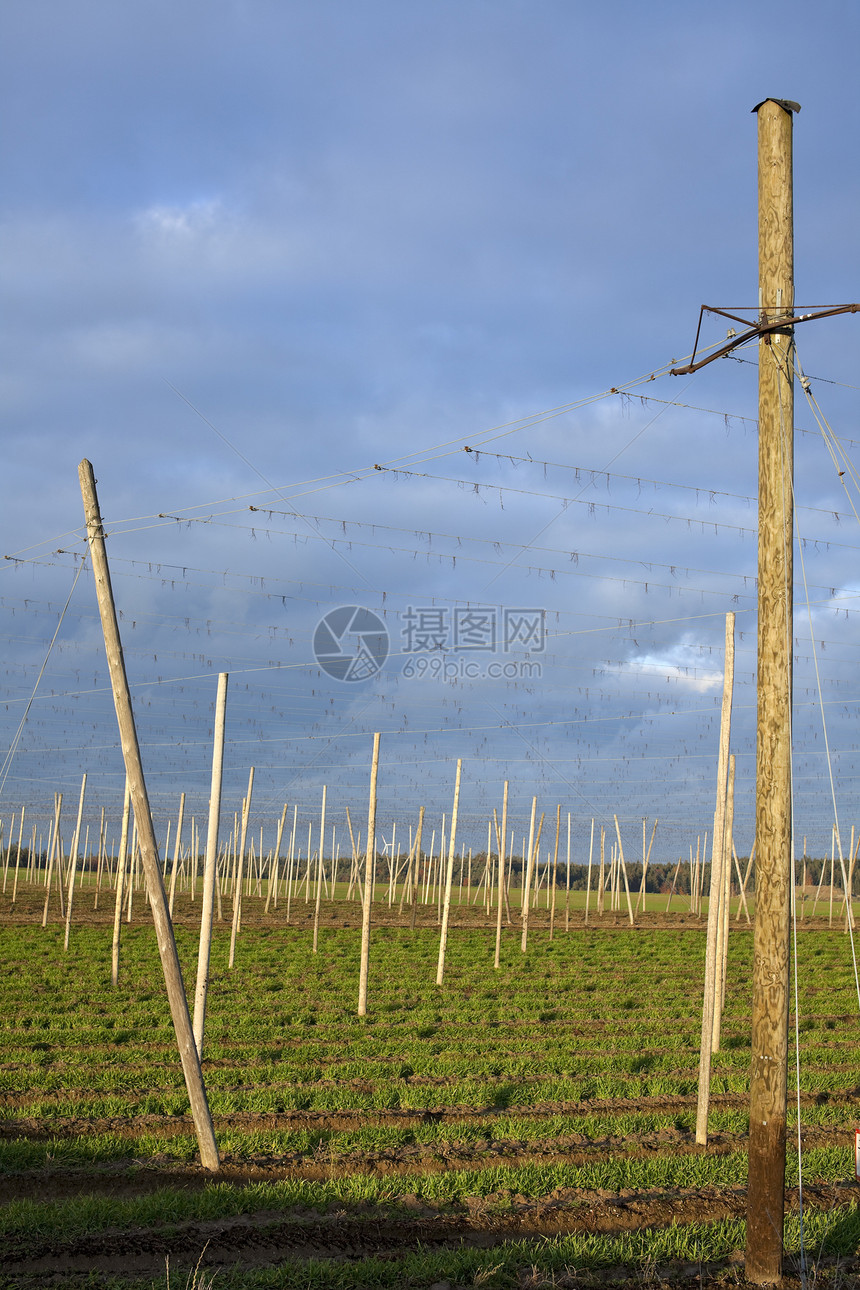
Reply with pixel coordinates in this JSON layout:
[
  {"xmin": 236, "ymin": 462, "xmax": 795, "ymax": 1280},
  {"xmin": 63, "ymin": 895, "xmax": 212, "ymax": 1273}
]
[{"xmin": 670, "ymin": 303, "xmax": 859, "ymax": 376}]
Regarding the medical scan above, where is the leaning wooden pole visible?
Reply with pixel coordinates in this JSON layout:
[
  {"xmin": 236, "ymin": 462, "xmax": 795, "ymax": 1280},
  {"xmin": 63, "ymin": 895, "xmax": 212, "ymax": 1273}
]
[
  {"xmin": 696, "ymin": 610, "xmax": 735, "ymax": 1145},
  {"xmin": 78, "ymin": 458, "xmax": 219, "ymax": 1172},
  {"xmin": 746, "ymin": 97, "xmax": 797, "ymax": 1285},
  {"xmin": 193, "ymin": 671, "xmax": 228, "ymax": 1057}
]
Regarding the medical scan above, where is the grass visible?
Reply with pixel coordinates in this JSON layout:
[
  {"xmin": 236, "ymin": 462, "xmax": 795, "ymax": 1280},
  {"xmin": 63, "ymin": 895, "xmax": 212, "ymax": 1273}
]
[{"xmin": 1, "ymin": 899, "xmax": 860, "ymax": 1286}]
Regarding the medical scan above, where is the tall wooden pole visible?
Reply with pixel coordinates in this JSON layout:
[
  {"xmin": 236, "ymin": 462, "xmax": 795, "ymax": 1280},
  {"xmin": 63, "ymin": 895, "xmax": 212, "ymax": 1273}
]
[
  {"xmin": 193, "ymin": 671, "xmax": 228, "ymax": 1057},
  {"xmin": 78, "ymin": 458, "xmax": 220, "ymax": 1173},
  {"xmin": 746, "ymin": 97, "xmax": 798, "ymax": 1285}
]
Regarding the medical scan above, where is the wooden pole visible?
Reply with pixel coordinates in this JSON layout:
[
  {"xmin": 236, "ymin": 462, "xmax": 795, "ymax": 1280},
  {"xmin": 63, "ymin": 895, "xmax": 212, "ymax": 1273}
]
[
  {"xmin": 597, "ymin": 825, "xmax": 605, "ymax": 916},
  {"xmin": 313, "ymin": 785, "xmax": 327, "ymax": 953},
  {"xmin": 193, "ymin": 671, "xmax": 228, "ymax": 1057},
  {"xmin": 1, "ymin": 814, "xmax": 11, "ymax": 893},
  {"xmin": 286, "ymin": 804, "xmax": 298, "ymax": 921},
  {"xmin": 565, "ymin": 813, "xmax": 572, "ymax": 931},
  {"xmin": 111, "ymin": 777, "xmax": 131, "ymax": 988},
  {"xmin": 520, "ymin": 798, "xmax": 538, "ymax": 952},
  {"xmin": 634, "ymin": 819, "xmax": 659, "ymax": 916},
  {"xmin": 11, "ymin": 807, "xmax": 25, "ymax": 905},
  {"xmin": 494, "ymin": 783, "xmax": 508, "ymax": 969},
  {"xmin": 228, "ymin": 768, "xmax": 254, "ymax": 968},
  {"xmin": 713, "ymin": 753, "xmax": 736, "ymax": 1051},
  {"xmin": 549, "ymin": 804, "xmax": 561, "ymax": 940},
  {"xmin": 79, "ymin": 458, "xmax": 219, "ymax": 1172},
  {"xmin": 585, "ymin": 818, "xmax": 594, "ymax": 924},
  {"xmin": 168, "ymin": 793, "xmax": 185, "ymax": 917},
  {"xmin": 93, "ymin": 807, "xmax": 106, "ymax": 909},
  {"xmin": 612, "ymin": 817, "xmax": 635, "ymax": 926},
  {"xmin": 746, "ymin": 97, "xmax": 797, "ymax": 1285},
  {"xmin": 358, "ymin": 732, "xmax": 381, "ymax": 1016},
  {"xmin": 63, "ymin": 773, "xmax": 87, "ymax": 951},
  {"xmin": 265, "ymin": 804, "xmax": 288, "ymax": 914},
  {"xmin": 696, "ymin": 611, "xmax": 735, "ymax": 1145},
  {"xmin": 41, "ymin": 795, "xmax": 62, "ymax": 928},
  {"xmin": 436, "ymin": 759, "xmax": 463, "ymax": 987},
  {"xmin": 410, "ymin": 807, "xmax": 425, "ymax": 929}
]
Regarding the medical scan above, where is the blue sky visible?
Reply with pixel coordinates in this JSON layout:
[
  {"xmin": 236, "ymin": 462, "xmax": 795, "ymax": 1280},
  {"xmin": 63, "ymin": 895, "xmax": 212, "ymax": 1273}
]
[{"xmin": 3, "ymin": 1, "xmax": 860, "ymax": 863}]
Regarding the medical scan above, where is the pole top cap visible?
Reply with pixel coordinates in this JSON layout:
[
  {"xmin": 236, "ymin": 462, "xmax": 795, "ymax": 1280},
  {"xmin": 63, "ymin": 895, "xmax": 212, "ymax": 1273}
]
[{"xmin": 752, "ymin": 98, "xmax": 801, "ymax": 115}]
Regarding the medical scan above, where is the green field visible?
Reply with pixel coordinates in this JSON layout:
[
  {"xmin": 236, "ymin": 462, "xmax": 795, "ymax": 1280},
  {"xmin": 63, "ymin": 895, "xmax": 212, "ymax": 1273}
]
[{"xmin": 2, "ymin": 888, "xmax": 860, "ymax": 1288}]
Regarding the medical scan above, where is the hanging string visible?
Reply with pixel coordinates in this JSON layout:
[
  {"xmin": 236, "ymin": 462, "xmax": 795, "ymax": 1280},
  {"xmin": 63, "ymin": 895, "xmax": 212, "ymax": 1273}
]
[
  {"xmin": 770, "ymin": 338, "xmax": 808, "ymax": 1284},
  {"xmin": 0, "ymin": 555, "xmax": 88, "ymax": 801},
  {"xmin": 780, "ymin": 338, "xmax": 860, "ymax": 1284}
]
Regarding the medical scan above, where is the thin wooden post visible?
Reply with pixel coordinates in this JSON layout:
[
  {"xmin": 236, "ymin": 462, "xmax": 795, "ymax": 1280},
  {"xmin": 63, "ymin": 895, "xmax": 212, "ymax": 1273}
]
[
  {"xmin": 520, "ymin": 800, "xmax": 541, "ymax": 952},
  {"xmin": 733, "ymin": 845, "xmax": 751, "ymax": 924},
  {"xmin": 585, "ymin": 819, "xmax": 594, "ymax": 923},
  {"xmin": 565, "ymin": 813, "xmax": 572, "ymax": 931},
  {"xmin": 93, "ymin": 807, "xmax": 106, "ymax": 909},
  {"xmin": 228, "ymin": 768, "xmax": 254, "ymax": 968},
  {"xmin": 11, "ymin": 807, "xmax": 25, "ymax": 905},
  {"xmin": 286, "ymin": 804, "xmax": 298, "ymax": 921},
  {"xmin": 265, "ymin": 804, "xmax": 288, "ymax": 914},
  {"xmin": 79, "ymin": 458, "xmax": 219, "ymax": 1171},
  {"xmin": 801, "ymin": 839, "xmax": 807, "ymax": 922},
  {"xmin": 494, "ymin": 783, "xmax": 508, "ymax": 969},
  {"xmin": 597, "ymin": 825, "xmax": 605, "ymax": 915},
  {"xmin": 634, "ymin": 819, "xmax": 659, "ymax": 917},
  {"xmin": 111, "ymin": 778, "xmax": 131, "ymax": 987},
  {"xmin": 168, "ymin": 793, "xmax": 185, "ymax": 917},
  {"xmin": 410, "ymin": 807, "xmax": 425, "ymax": 929},
  {"xmin": 41, "ymin": 795, "xmax": 62, "ymax": 927},
  {"xmin": 436, "ymin": 759, "xmax": 463, "ymax": 986},
  {"xmin": 549, "ymin": 805, "xmax": 561, "ymax": 940},
  {"xmin": 713, "ymin": 754, "xmax": 736, "ymax": 1051},
  {"xmin": 612, "ymin": 817, "xmax": 635, "ymax": 926},
  {"xmin": 193, "ymin": 671, "xmax": 228, "ymax": 1057},
  {"xmin": 63, "ymin": 773, "xmax": 87, "ymax": 951},
  {"xmin": 696, "ymin": 611, "xmax": 735, "ymax": 1145},
  {"xmin": 1, "ymin": 814, "xmax": 11, "ymax": 893},
  {"xmin": 358, "ymin": 733, "xmax": 381, "ymax": 1016},
  {"xmin": 746, "ymin": 97, "xmax": 797, "ymax": 1285},
  {"xmin": 313, "ymin": 785, "xmax": 327, "ymax": 953}
]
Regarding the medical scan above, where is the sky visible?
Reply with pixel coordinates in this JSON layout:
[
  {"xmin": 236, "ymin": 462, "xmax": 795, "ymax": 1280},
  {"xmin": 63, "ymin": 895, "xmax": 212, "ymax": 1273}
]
[{"xmin": 3, "ymin": 0, "xmax": 860, "ymax": 866}]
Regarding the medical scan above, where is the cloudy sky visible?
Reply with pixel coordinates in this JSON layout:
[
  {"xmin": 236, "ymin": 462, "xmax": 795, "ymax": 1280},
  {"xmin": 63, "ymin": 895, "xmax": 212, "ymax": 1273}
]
[{"xmin": 3, "ymin": 0, "xmax": 860, "ymax": 863}]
